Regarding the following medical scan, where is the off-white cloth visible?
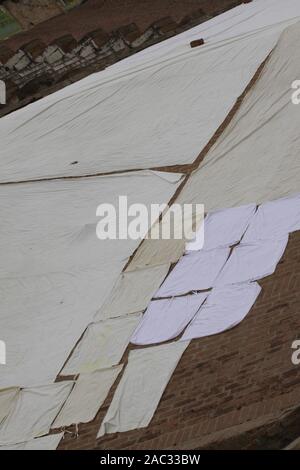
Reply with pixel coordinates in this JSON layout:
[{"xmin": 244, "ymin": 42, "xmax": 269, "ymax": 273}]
[
  {"xmin": 243, "ymin": 194, "xmax": 300, "ymax": 242},
  {"xmin": 53, "ymin": 366, "xmax": 122, "ymax": 428},
  {"xmin": 97, "ymin": 264, "xmax": 170, "ymax": 320},
  {"xmin": 0, "ymin": 388, "xmax": 19, "ymax": 424},
  {"xmin": 0, "ymin": 171, "xmax": 180, "ymax": 388},
  {"xmin": 131, "ymin": 293, "xmax": 208, "ymax": 345},
  {"xmin": 181, "ymin": 282, "xmax": 261, "ymax": 341},
  {"xmin": 176, "ymin": 21, "xmax": 300, "ymax": 214},
  {"xmin": 156, "ymin": 247, "xmax": 230, "ymax": 297},
  {"xmin": 97, "ymin": 341, "xmax": 189, "ymax": 437},
  {"xmin": 186, "ymin": 204, "xmax": 256, "ymax": 251},
  {"xmin": 0, "ymin": 382, "xmax": 73, "ymax": 446},
  {"xmin": 0, "ymin": 29, "xmax": 281, "ymax": 182},
  {"xmin": 216, "ymin": 238, "xmax": 288, "ymax": 286},
  {"xmin": 62, "ymin": 314, "xmax": 141, "ymax": 375},
  {"xmin": 0, "ymin": 433, "xmax": 64, "ymax": 450}
]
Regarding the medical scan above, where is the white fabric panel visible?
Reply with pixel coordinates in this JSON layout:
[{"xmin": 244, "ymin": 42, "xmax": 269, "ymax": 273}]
[
  {"xmin": 0, "ymin": 382, "xmax": 73, "ymax": 446},
  {"xmin": 156, "ymin": 247, "xmax": 230, "ymax": 297},
  {"xmin": 97, "ymin": 341, "xmax": 189, "ymax": 437},
  {"xmin": 243, "ymin": 194, "xmax": 300, "ymax": 242},
  {"xmin": 186, "ymin": 203, "xmax": 256, "ymax": 251},
  {"xmin": 0, "ymin": 172, "xmax": 180, "ymax": 389},
  {"xmin": 181, "ymin": 282, "xmax": 261, "ymax": 341},
  {"xmin": 53, "ymin": 366, "xmax": 122, "ymax": 428},
  {"xmin": 0, "ymin": 388, "xmax": 19, "ymax": 424},
  {"xmin": 98, "ymin": 264, "xmax": 170, "ymax": 320},
  {"xmin": 0, "ymin": 29, "xmax": 283, "ymax": 182},
  {"xmin": 131, "ymin": 293, "xmax": 208, "ymax": 346},
  {"xmin": 216, "ymin": 238, "xmax": 288, "ymax": 286},
  {"xmin": 176, "ymin": 21, "xmax": 300, "ymax": 214},
  {"xmin": 62, "ymin": 314, "xmax": 141, "ymax": 375},
  {"xmin": 0, "ymin": 433, "xmax": 64, "ymax": 450}
]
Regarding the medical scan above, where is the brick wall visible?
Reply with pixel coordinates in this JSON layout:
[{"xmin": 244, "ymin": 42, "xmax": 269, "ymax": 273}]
[
  {"xmin": 4, "ymin": 0, "xmax": 240, "ymax": 49},
  {"xmin": 58, "ymin": 231, "xmax": 300, "ymax": 450}
]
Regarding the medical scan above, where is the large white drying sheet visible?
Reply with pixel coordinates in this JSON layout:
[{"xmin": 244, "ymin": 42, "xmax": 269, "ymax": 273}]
[
  {"xmin": 156, "ymin": 247, "xmax": 230, "ymax": 297},
  {"xmin": 62, "ymin": 314, "xmax": 141, "ymax": 375},
  {"xmin": 0, "ymin": 20, "xmax": 293, "ymax": 181},
  {"xmin": 216, "ymin": 238, "xmax": 288, "ymax": 286},
  {"xmin": 181, "ymin": 282, "xmax": 261, "ymax": 341},
  {"xmin": 131, "ymin": 293, "xmax": 208, "ymax": 346},
  {"xmin": 243, "ymin": 194, "xmax": 300, "ymax": 242},
  {"xmin": 97, "ymin": 340, "xmax": 189, "ymax": 437},
  {"xmin": 53, "ymin": 366, "xmax": 122, "ymax": 428},
  {"xmin": 0, "ymin": 382, "xmax": 73, "ymax": 446},
  {"xmin": 97, "ymin": 264, "xmax": 170, "ymax": 320},
  {"xmin": 0, "ymin": 171, "xmax": 181, "ymax": 388},
  {"xmin": 186, "ymin": 203, "xmax": 256, "ymax": 251}
]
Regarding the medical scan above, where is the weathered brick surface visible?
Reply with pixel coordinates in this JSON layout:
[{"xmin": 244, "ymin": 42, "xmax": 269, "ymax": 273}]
[
  {"xmin": 58, "ymin": 230, "xmax": 300, "ymax": 450},
  {"xmin": 4, "ymin": 0, "xmax": 244, "ymax": 50}
]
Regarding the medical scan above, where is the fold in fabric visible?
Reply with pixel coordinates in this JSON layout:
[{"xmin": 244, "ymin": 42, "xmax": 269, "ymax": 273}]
[
  {"xmin": 181, "ymin": 283, "xmax": 261, "ymax": 341},
  {"xmin": 98, "ymin": 264, "xmax": 170, "ymax": 320},
  {"xmin": 156, "ymin": 247, "xmax": 230, "ymax": 297},
  {"xmin": 97, "ymin": 341, "xmax": 189, "ymax": 437},
  {"xmin": 243, "ymin": 194, "xmax": 300, "ymax": 243},
  {"xmin": 216, "ymin": 238, "xmax": 288, "ymax": 286},
  {"xmin": 53, "ymin": 366, "xmax": 123, "ymax": 428},
  {"xmin": 0, "ymin": 388, "xmax": 19, "ymax": 425},
  {"xmin": 186, "ymin": 204, "xmax": 256, "ymax": 251},
  {"xmin": 62, "ymin": 314, "xmax": 141, "ymax": 375},
  {"xmin": 0, "ymin": 382, "xmax": 73, "ymax": 446},
  {"xmin": 0, "ymin": 433, "xmax": 64, "ymax": 450},
  {"xmin": 131, "ymin": 293, "xmax": 208, "ymax": 346}
]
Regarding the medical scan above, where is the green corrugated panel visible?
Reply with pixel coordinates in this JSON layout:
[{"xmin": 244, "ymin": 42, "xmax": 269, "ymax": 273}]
[{"xmin": 0, "ymin": 7, "xmax": 21, "ymax": 40}]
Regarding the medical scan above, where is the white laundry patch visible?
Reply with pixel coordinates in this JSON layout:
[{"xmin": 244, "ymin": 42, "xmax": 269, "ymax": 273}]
[
  {"xmin": 0, "ymin": 433, "xmax": 64, "ymax": 450},
  {"xmin": 243, "ymin": 194, "xmax": 300, "ymax": 242},
  {"xmin": 181, "ymin": 283, "xmax": 261, "ymax": 341},
  {"xmin": 0, "ymin": 171, "xmax": 181, "ymax": 389},
  {"xmin": 131, "ymin": 293, "xmax": 208, "ymax": 346},
  {"xmin": 53, "ymin": 366, "xmax": 123, "ymax": 428},
  {"xmin": 216, "ymin": 238, "xmax": 288, "ymax": 286},
  {"xmin": 186, "ymin": 204, "xmax": 256, "ymax": 251},
  {"xmin": 97, "ymin": 340, "xmax": 189, "ymax": 437},
  {"xmin": 97, "ymin": 264, "xmax": 170, "ymax": 320},
  {"xmin": 0, "ymin": 382, "xmax": 73, "ymax": 446},
  {"xmin": 62, "ymin": 314, "xmax": 141, "ymax": 375},
  {"xmin": 0, "ymin": 388, "xmax": 19, "ymax": 424},
  {"xmin": 156, "ymin": 247, "xmax": 230, "ymax": 297}
]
